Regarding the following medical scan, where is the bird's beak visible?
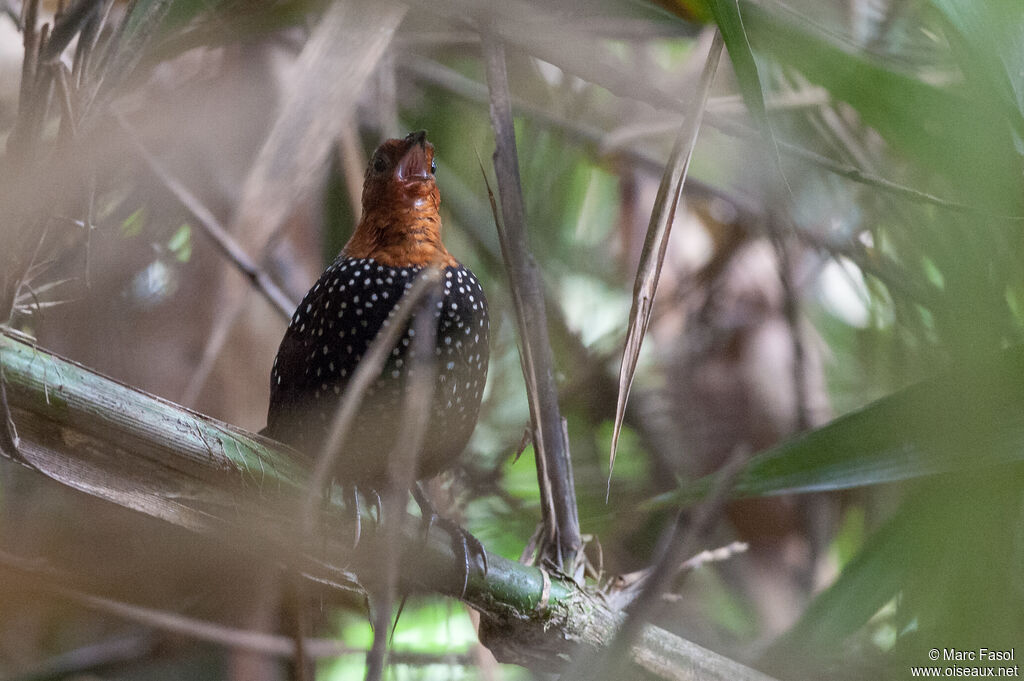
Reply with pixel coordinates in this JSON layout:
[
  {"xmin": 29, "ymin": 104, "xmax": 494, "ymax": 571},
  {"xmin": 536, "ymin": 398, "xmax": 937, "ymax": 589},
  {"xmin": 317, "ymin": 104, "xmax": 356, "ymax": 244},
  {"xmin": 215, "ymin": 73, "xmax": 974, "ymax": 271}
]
[{"xmin": 396, "ymin": 131, "xmax": 432, "ymax": 183}]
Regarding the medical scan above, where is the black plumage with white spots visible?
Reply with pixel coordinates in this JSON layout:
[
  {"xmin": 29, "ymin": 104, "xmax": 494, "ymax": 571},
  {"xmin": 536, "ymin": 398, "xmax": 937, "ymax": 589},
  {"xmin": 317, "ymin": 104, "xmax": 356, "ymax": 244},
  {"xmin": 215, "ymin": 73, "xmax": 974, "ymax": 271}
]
[{"xmin": 266, "ymin": 257, "xmax": 489, "ymax": 487}]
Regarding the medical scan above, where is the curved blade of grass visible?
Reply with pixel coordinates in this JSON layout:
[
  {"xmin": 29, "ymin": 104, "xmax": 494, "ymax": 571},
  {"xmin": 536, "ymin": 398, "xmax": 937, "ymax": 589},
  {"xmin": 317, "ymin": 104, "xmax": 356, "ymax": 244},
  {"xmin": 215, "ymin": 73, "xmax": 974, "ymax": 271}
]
[
  {"xmin": 706, "ymin": 0, "xmax": 766, "ymax": 121},
  {"xmin": 608, "ymin": 29, "xmax": 724, "ymax": 492},
  {"xmin": 648, "ymin": 346, "xmax": 1024, "ymax": 509},
  {"xmin": 706, "ymin": 0, "xmax": 797, "ymax": 200}
]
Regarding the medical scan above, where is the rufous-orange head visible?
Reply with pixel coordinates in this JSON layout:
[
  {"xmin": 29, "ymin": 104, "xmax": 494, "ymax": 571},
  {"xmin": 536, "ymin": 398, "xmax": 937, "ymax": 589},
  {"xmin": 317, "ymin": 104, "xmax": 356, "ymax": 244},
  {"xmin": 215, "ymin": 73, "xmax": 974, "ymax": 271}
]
[{"xmin": 343, "ymin": 130, "xmax": 456, "ymax": 268}]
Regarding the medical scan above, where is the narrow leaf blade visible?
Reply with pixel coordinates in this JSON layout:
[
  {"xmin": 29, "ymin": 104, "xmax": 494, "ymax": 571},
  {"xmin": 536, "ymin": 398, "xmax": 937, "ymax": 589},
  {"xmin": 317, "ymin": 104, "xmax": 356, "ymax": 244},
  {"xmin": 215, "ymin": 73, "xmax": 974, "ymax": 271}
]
[
  {"xmin": 609, "ymin": 29, "xmax": 724, "ymax": 489},
  {"xmin": 650, "ymin": 346, "xmax": 1024, "ymax": 508},
  {"xmin": 706, "ymin": 0, "xmax": 767, "ymax": 121}
]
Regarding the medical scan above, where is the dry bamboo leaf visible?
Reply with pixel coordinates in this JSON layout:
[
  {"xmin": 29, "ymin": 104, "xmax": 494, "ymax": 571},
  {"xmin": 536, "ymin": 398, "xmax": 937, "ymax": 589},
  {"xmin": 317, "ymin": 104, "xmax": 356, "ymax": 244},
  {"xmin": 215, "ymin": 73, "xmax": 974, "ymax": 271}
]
[
  {"xmin": 230, "ymin": 0, "xmax": 407, "ymax": 248},
  {"xmin": 608, "ymin": 29, "xmax": 724, "ymax": 493}
]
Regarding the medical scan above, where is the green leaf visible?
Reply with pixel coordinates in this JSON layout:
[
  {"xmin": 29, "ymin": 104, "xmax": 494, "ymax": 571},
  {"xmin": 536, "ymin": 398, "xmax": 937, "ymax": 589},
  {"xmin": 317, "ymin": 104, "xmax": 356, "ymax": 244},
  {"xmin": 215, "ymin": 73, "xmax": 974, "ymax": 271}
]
[
  {"xmin": 771, "ymin": 494, "xmax": 921, "ymax": 654},
  {"xmin": 928, "ymin": 0, "xmax": 1024, "ymax": 140},
  {"xmin": 650, "ymin": 346, "xmax": 1024, "ymax": 508},
  {"xmin": 705, "ymin": 0, "xmax": 767, "ymax": 122},
  {"xmin": 767, "ymin": 473, "xmax": 1024, "ymax": 665},
  {"xmin": 120, "ymin": 207, "xmax": 146, "ymax": 237},
  {"xmin": 733, "ymin": 1, "xmax": 1019, "ymax": 206},
  {"xmin": 167, "ymin": 224, "xmax": 192, "ymax": 262}
]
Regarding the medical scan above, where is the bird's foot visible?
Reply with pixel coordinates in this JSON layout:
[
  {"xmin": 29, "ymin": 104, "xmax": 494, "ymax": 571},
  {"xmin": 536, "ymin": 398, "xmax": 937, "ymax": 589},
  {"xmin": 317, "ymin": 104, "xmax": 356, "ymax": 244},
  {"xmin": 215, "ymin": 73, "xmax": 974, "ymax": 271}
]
[
  {"xmin": 342, "ymin": 484, "xmax": 362, "ymax": 548},
  {"xmin": 430, "ymin": 516, "xmax": 488, "ymax": 599},
  {"xmin": 342, "ymin": 485, "xmax": 385, "ymax": 549},
  {"xmin": 412, "ymin": 483, "xmax": 487, "ymax": 599}
]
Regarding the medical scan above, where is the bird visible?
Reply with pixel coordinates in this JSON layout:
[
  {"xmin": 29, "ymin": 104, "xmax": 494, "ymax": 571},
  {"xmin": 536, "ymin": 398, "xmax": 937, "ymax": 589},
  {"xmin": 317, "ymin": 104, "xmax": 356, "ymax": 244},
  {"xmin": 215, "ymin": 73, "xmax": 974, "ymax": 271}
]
[{"xmin": 264, "ymin": 130, "xmax": 489, "ymax": 585}]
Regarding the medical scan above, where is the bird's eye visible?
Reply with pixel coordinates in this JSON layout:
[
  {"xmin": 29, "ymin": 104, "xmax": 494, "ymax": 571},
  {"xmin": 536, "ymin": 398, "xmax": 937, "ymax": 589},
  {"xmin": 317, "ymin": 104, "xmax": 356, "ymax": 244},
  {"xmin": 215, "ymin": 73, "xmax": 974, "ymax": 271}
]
[
  {"xmin": 430, "ymin": 158, "xmax": 437, "ymax": 174},
  {"xmin": 373, "ymin": 156, "xmax": 387, "ymax": 173}
]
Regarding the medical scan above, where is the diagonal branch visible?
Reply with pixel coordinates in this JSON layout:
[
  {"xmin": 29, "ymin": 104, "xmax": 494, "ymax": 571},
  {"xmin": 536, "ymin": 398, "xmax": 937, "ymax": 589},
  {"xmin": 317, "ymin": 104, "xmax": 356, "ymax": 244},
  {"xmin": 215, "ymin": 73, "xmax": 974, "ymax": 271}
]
[
  {"xmin": 0, "ymin": 548, "xmax": 474, "ymax": 665},
  {"xmin": 115, "ymin": 112, "xmax": 296, "ymax": 319}
]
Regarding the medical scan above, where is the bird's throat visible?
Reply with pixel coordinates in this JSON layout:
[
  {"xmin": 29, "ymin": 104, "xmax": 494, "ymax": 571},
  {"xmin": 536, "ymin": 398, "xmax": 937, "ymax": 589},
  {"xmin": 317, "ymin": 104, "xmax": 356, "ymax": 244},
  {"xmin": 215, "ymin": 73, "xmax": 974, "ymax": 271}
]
[{"xmin": 342, "ymin": 206, "xmax": 456, "ymax": 268}]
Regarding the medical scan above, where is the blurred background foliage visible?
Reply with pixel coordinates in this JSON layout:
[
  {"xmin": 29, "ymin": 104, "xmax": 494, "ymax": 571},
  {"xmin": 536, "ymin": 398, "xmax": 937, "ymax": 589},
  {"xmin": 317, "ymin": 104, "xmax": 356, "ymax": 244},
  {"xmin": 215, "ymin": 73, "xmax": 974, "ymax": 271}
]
[{"xmin": 0, "ymin": 0, "xmax": 1022, "ymax": 679}]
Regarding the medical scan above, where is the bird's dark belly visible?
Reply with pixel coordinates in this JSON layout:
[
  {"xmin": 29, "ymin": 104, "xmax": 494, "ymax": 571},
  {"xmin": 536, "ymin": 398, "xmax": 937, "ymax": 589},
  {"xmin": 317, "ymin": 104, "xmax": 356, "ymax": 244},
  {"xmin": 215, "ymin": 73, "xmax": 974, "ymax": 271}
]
[{"xmin": 266, "ymin": 258, "xmax": 489, "ymax": 487}]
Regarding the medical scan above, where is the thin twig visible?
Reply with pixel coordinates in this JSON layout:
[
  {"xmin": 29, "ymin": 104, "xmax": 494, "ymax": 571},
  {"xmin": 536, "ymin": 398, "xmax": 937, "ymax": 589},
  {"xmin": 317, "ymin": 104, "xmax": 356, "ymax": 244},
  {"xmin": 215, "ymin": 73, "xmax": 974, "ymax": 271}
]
[
  {"xmin": 601, "ymin": 87, "xmax": 829, "ymax": 151},
  {"xmin": 607, "ymin": 541, "xmax": 749, "ymax": 609},
  {"xmin": 399, "ymin": 53, "xmax": 1024, "ymax": 222},
  {"xmin": 5, "ymin": 635, "xmax": 156, "ymax": 681},
  {"xmin": 482, "ymin": 36, "xmax": 582, "ymax": 574},
  {"xmin": 367, "ymin": 284, "xmax": 442, "ymax": 681},
  {"xmin": 566, "ymin": 451, "xmax": 749, "ymax": 681},
  {"xmin": 707, "ymin": 112, "xmax": 1024, "ymax": 221},
  {"xmin": 678, "ymin": 541, "xmax": 749, "ymax": 574},
  {"xmin": 114, "ymin": 112, "xmax": 296, "ymax": 319},
  {"xmin": 113, "ymin": 111, "xmax": 298, "ymax": 406},
  {"xmin": 15, "ymin": 300, "xmax": 76, "ymax": 312},
  {"xmin": 0, "ymin": 550, "xmax": 474, "ymax": 666},
  {"xmin": 767, "ymin": 219, "xmax": 811, "ymax": 431}
]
